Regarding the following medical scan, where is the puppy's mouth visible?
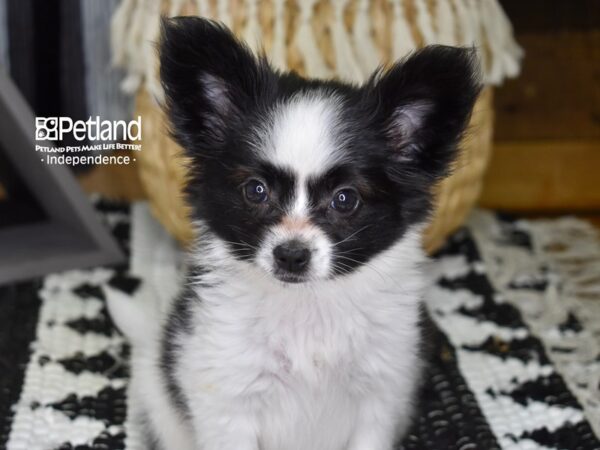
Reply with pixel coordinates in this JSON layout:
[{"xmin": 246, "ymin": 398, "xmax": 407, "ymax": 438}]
[{"xmin": 272, "ymin": 270, "xmax": 309, "ymax": 284}]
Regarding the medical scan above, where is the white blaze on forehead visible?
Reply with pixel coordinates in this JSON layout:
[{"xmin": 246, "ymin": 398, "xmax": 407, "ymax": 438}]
[
  {"xmin": 260, "ymin": 93, "xmax": 344, "ymax": 215},
  {"xmin": 263, "ymin": 93, "xmax": 344, "ymax": 179},
  {"xmin": 291, "ymin": 183, "xmax": 309, "ymax": 216}
]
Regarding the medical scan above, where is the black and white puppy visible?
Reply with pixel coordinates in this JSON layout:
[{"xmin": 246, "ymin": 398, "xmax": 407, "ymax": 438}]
[{"xmin": 120, "ymin": 17, "xmax": 481, "ymax": 450}]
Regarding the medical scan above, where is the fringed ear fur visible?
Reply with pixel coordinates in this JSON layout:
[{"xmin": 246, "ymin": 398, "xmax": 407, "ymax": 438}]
[
  {"xmin": 159, "ymin": 16, "xmax": 275, "ymax": 154},
  {"xmin": 367, "ymin": 45, "xmax": 482, "ymax": 181}
]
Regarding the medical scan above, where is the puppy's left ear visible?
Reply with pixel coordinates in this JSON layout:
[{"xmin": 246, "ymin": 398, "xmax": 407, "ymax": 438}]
[
  {"xmin": 368, "ymin": 45, "xmax": 482, "ymax": 181},
  {"xmin": 159, "ymin": 17, "xmax": 275, "ymax": 155}
]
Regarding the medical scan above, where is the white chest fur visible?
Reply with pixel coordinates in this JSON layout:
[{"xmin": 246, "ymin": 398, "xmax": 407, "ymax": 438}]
[{"xmin": 172, "ymin": 238, "xmax": 426, "ymax": 450}]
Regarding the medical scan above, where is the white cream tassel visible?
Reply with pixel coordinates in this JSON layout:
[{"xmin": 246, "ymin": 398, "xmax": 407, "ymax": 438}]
[
  {"xmin": 142, "ymin": 0, "xmax": 163, "ymax": 102},
  {"xmin": 465, "ymin": 0, "xmax": 483, "ymax": 45},
  {"xmin": 294, "ymin": 0, "xmax": 332, "ymax": 78},
  {"xmin": 111, "ymin": 0, "xmax": 135, "ymax": 68},
  {"xmin": 116, "ymin": 0, "xmax": 145, "ymax": 94},
  {"xmin": 478, "ymin": 0, "xmax": 505, "ymax": 84},
  {"xmin": 194, "ymin": 0, "xmax": 211, "ymax": 17},
  {"xmin": 269, "ymin": 0, "xmax": 287, "ymax": 70},
  {"xmin": 243, "ymin": 0, "xmax": 262, "ymax": 51},
  {"xmin": 414, "ymin": 0, "xmax": 436, "ymax": 45},
  {"xmin": 454, "ymin": 0, "xmax": 487, "ymax": 82},
  {"xmin": 216, "ymin": 0, "xmax": 233, "ymax": 28},
  {"xmin": 453, "ymin": 0, "xmax": 475, "ymax": 46},
  {"xmin": 169, "ymin": 0, "xmax": 186, "ymax": 17},
  {"xmin": 110, "ymin": 0, "xmax": 524, "ymax": 96},
  {"xmin": 331, "ymin": 0, "xmax": 363, "ymax": 82},
  {"xmin": 435, "ymin": 0, "xmax": 457, "ymax": 46},
  {"xmin": 352, "ymin": 0, "xmax": 382, "ymax": 77},
  {"xmin": 465, "ymin": 0, "xmax": 487, "ymax": 81},
  {"xmin": 490, "ymin": 0, "xmax": 524, "ymax": 79},
  {"xmin": 390, "ymin": 0, "xmax": 417, "ymax": 60}
]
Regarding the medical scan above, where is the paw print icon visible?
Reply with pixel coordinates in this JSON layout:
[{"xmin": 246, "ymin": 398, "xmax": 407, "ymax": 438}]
[{"xmin": 36, "ymin": 117, "xmax": 58, "ymax": 140}]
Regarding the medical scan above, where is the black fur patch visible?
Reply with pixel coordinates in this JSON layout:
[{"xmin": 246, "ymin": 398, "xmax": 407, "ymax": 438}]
[{"xmin": 159, "ymin": 286, "xmax": 195, "ymax": 417}]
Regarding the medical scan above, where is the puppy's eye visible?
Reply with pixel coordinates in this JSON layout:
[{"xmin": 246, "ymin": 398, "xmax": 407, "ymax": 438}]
[
  {"xmin": 244, "ymin": 179, "xmax": 269, "ymax": 204},
  {"xmin": 330, "ymin": 188, "xmax": 359, "ymax": 213}
]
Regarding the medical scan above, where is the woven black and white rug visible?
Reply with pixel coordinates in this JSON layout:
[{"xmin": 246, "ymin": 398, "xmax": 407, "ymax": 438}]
[{"xmin": 1, "ymin": 200, "xmax": 599, "ymax": 450}]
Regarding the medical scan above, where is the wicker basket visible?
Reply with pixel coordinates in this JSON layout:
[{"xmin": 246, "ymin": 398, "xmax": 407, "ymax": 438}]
[{"xmin": 118, "ymin": 0, "xmax": 516, "ymax": 253}]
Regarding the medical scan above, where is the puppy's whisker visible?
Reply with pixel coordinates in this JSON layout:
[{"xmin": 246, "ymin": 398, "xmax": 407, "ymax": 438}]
[
  {"xmin": 336, "ymin": 255, "xmax": 397, "ymax": 286},
  {"xmin": 334, "ymin": 248, "xmax": 365, "ymax": 256},
  {"xmin": 331, "ymin": 225, "xmax": 374, "ymax": 248},
  {"xmin": 220, "ymin": 239, "xmax": 260, "ymax": 252},
  {"xmin": 332, "ymin": 261, "xmax": 353, "ymax": 276}
]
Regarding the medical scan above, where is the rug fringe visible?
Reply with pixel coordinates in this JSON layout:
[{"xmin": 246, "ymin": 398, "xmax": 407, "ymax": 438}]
[{"xmin": 530, "ymin": 217, "xmax": 600, "ymax": 301}]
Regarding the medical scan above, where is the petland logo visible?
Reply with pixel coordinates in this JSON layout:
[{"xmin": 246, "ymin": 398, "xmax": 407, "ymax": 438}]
[
  {"xmin": 35, "ymin": 116, "xmax": 142, "ymax": 142},
  {"xmin": 35, "ymin": 116, "xmax": 143, "ymax": 166}
]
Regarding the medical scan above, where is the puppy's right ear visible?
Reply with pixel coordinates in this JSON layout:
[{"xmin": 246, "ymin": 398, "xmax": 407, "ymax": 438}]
[{"xmin": 159, "ymin": 17, "xmax": 273, "ymax": 154}]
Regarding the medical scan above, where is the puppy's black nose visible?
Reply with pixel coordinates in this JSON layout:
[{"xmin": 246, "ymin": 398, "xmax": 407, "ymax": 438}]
[{"xmin": 273, "ymin": 241, "xmax": 311, "ymax": 273}]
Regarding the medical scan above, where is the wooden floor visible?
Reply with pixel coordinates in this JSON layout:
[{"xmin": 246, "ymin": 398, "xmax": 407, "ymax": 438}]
[{"xmin": 479, "ymin": 140, "xmax": 600, "ymax": 211}]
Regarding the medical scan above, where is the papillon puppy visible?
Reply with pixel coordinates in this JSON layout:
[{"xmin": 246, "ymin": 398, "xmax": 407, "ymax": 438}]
[{"xmin": 115, "ymin": 17, "xmax": 481, "ymax": 450}]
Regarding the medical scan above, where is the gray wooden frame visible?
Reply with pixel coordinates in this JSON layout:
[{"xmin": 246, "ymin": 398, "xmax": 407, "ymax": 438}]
[{"xmin": 0, "ymin": 68, "xmax": 124, "ymax": 284}]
